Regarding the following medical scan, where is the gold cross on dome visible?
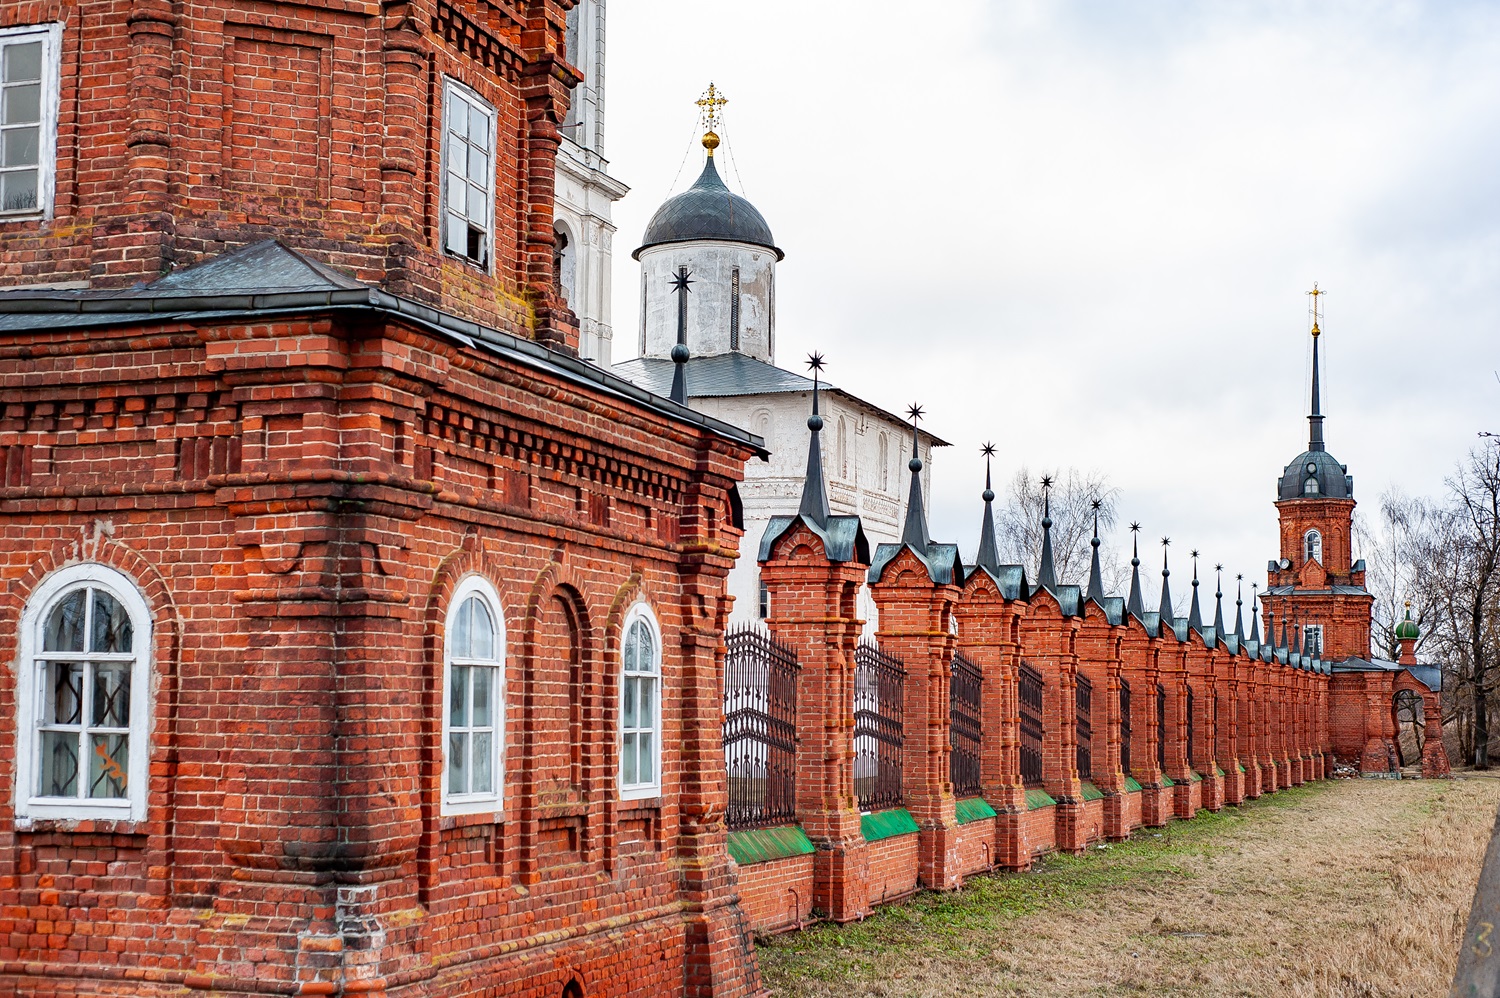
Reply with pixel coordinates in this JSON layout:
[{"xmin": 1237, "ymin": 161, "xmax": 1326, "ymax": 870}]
[
  {"xmin": 1307, "ymin": 282, "xmax": 1326, "ymax": 335},
  {"xmin": 696, "ymin": 82, "xmax": 727, "ymax": 132}
]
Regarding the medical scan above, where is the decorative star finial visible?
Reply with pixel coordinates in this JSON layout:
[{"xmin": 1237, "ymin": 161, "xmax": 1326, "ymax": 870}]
[
  {"xmin": 1190, "ymin": 548, "xmax": 1200, "ymax": 560},
  {"xmin": 670, "ymin": 270, "xmax": 694, "ymax": 294},
  {"xmin": 1130, "ymin": 521, "xmax": 1141, "ymax": 533},
  {"xmin": 1040, "ymin": 474, "xmax": 1054, "ymax": 491},
  {"xmin": 1161, "ymin": 537, "xmax": 1171, "ymax": 547},
  {"xmin": 1237, "ymin": 573, "xmax": 1243, "ymax": 581},
  {"xmin": 1216, "ymin": 563, "xmax": 1224, "ymax": 573},
  {"xmin": 806, "ymin": 351, "xmax": 825, "ymax": 373},
  {"xmin": 981, "ymin": 441, "xmax": 996, "ymax": 458},
  {"xmin": 1091, "ymin": 498, "xmax": 1103, "ymax": 512},
  {"xmin": 906, "ymin": 403, "xmax": 924, "ymax": 423}
]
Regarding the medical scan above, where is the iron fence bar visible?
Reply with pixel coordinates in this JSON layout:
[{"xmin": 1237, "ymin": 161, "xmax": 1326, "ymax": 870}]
[
  {"xmin": 948, "ymin": 651, "xmax": 983, "ymax": 798},
  {"xmin": 854, "ymin": 639, "xmax": 906, "ymax": 811},
  {"xmin": 1075, "ymin": 672, "xmax": 1093, "ymax": 781},
  {"xmin": 723, "ymin": 624, "xmax": 800, "ymax": 831},
  {"xmin": 1119, "ymin": 678, "xmax": 1132, "ymax": 778},
  {"xmin": 1019, "ymin": 660, "xmax": 1044, "ymax": 789}
]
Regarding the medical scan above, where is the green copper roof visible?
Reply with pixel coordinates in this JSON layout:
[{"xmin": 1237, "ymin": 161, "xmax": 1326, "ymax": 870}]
[
  {"xmin": 1396, "ymin": 607, "xmax": 1420, "ymax": 640},
  {"xmin": 955, "ymin": 797, "xmax": 998, "ymax": 825},
  {"xmin": 1080, "ymin": 781, "xmax": 1105, "ymax": 802},
  {"xmin": 1025, "ymin": 788, "xmax": 1057, "ymax": 810},
  {"xmin": 726, "ymin": 825, "xmax": 815, "ymax": 866},
  {"xmin": 861, "ymin": 808, "xmax": 919, "ymax": 843},
  {"xmin": 1124, "ymin": 776, "xmax": 1144, "ymax": 792}
]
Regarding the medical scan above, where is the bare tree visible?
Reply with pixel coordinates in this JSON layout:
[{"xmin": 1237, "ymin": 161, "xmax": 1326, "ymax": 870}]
[
  {"xmin": 995, "ymin": 467, "xmax": 1121, "ymax": 589},
  {"xmin": 1418, "ymin": 442, "xmax": 1500, "ymax": 768},
  {"xmin": 1355, "ymin": 488, "xmax": 1442, "ymax": 661}
]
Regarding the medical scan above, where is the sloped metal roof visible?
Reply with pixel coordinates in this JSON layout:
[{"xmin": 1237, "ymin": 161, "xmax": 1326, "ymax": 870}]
[{"xmin": 634, "ymin": 157, "xmax": 782, "ymax": 261}]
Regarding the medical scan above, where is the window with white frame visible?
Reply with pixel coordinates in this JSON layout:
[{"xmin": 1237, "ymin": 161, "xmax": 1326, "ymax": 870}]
[
  {"xmin": 1305, "ymin": 529, "xmax": 1322, "ymax": 565},
  {"xmin": 442, "ymin": 577, "xmax": 505, "ymax": 815},
  {"xmin": 619, "ymin": 604, "xmax": 662, "ymax": 799},
  {"xmin": 0, "ymin": 24, "xmax": 61, "ymax": 219},
  {"xmin": 15, "ymin": 564, "xmax": 151, "ymax": 822},
  {"xmin": 442, "ymin": 80, "xmax": 496, "ymax": 269}
]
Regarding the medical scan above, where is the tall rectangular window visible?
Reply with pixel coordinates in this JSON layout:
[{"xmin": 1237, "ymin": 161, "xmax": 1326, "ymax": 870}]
[
  {"xmin": 730, "ymin": 267, "xmax": 741, "ymax": 351},
  {"xmin": 442, "ymin": 79, "xmax": 495, "ymax": 269},
  {"xmin": 1303, "ymin": 625, "xmax": 1323, "ymax": 656},
  {"xmin": 0, "ymin": 24, "xmax": 61, "ymax": 219}
]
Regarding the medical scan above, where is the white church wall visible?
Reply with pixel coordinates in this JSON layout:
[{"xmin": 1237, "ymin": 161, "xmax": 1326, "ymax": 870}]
[{"xmin": 638, "ymin": 240, "xmax": 774, "ymax": 361}]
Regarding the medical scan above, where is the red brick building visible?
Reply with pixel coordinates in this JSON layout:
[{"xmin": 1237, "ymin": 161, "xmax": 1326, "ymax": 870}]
[{"xmin": 0, "ymin": 3, "xmax": 769, "ymax": 996}]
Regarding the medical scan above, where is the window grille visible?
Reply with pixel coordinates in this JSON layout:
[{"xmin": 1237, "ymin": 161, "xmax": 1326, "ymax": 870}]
[
  {"xmin": 730, "ymin": 267, "xmax": 741, "ymax": 351},
  {"xmin": 949, "ymin": 651, "xmax": 983, "ymax": 798},
  {"xmin": 1018, "ymin": 661, "xmax": 1044, "ymax": 788},
  {"xmin": 1119, "ymin": 679, "xmax": 1132, "ymax": 778},
  {"xmin": 1075, "ymin": 672, "xmax": 1093, "ymax": 780},
  {"xmin": 1157, "ymin": 684, "xmax": 1168, "ymax": 774},
  {"xmin": 1186, "ymin": 685, "xmax": 1196, "ymax": 771},
  {"xmin": 442, "ymin": 80, "xmax": 496, "ymax": 268},
  {"xmin": 723, "ymin": 625, "xmax": 799, "ymax": 831},
  {"xmin": 853, "ymin": 640, "xmax": 905, "ymax": 811}
]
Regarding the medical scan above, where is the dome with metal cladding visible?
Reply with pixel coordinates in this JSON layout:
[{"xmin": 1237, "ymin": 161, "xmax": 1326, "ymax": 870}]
[
  {"xmin": 1278, "ymin": 449, "xmax": 1351, "ymax": 500},
  {"xmin": 633, "ymin": 155, "xmax": 783, "ymax": 261}
]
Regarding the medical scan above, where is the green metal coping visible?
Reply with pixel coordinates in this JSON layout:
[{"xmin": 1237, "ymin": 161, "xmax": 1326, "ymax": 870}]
[
  {"xmin": 1161, "ymin": 774, "xmax": 1176, "ymax": 787},
  {"xmin": 1238, "ymin": 763, "xmax": 1246, "ymax": 773},
  {"xmin": 1124, "ymin": 776, "xmax": 1144, "ymax": 792},
  {"xmin": 1079, "ymin": 781, "xmax": 1105, "ymax": 802},
  {"xmin": 1025, "ymin": 788, "xmax": 1057, "ymax": 810},
  {"xmin": 726, "ymin": 825, "xmax": 815, "ymax": 866},
  {"xmin": 861, "ymin": 808, "xmax": 920, "ymax": 843},
  {"xmin": 955, "ymin": 797, "xmax": 997, "ymax": 825},
  {"xmin": 1214, "ymin": 766, "xmax": 1226, "ymax": 777},
  {"xmin": 1191, "ymin": 771, "xmax": 1204, "ymax": 783}
]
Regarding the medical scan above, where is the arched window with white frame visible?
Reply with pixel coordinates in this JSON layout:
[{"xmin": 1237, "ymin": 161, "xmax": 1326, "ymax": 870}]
[
  {"xmin": 15, "ymin": 564, "xmax": 151, "ymax": 822},
  {"xmin": 619, "ymin": 603, "xmax": 662, "ymax": 800},
  {"xmin": 442, "ymin": 576, "xmax": 506, "ymax": 815},
  {"xmin": 1305, "ymin": 529, "xmax": 1322, "ymax": 565}
]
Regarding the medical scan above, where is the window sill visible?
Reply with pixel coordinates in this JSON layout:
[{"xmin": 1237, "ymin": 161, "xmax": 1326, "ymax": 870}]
[
  {"xmin": 15, "ymin": 814, "xmax": 148, "ymax": 836},
  {"xmin": 438, "ymin": 809, "xmax": 505, "ymax": 831},
  {"xmin": 618, "ymin": 795, "xmax": 663, "ymax": 814}
]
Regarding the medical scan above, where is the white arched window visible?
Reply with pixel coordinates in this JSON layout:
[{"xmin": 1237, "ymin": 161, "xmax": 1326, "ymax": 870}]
[
  {"xmin": 1304, "ymin": 476, "xmax": 1320, "ymax": 495},
  {"xmin": 15, "ymin": 564, "xmax": 151, "ymax": 822},
  {"xmin": 442, "ymin": 576, "xmax": 506, "ymax": 815},
  {"xmin": 1305, "ymin": 529, "xmax": 1322, "ymax": 565},
  {"xmin": 619, "ymin": 603, "xmax": 662, "ymax": 800}
]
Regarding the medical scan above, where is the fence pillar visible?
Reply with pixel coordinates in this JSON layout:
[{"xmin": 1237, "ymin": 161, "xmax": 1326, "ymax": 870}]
[
  {"xmin": 1187, "ymin": 643, "xmax": 1224, "ymax": 811},
  {"xmin": 760, "ymin": 521, "xmax": 871, "ymax": 923},
  {"xmin": 870, "ymin": 548, "xmax": 962, "ymax": 890}
]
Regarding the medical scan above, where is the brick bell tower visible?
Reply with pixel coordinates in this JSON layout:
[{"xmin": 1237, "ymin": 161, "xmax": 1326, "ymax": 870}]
[{"xmin": 1263, "ymin": 287, "xmax": 1374, "ymax": 662}]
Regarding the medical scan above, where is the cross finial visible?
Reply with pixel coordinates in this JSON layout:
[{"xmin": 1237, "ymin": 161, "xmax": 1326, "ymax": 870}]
[
  {"xmin": 1307, "ymin": 282, "xmax": 1326, "ymax": 336},
  {"xmin": 696, "ymin": 82, "xmax": 728, "ymax": 131}
]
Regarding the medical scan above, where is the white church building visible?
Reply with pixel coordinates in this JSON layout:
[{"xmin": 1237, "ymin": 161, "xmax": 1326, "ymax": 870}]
[{"xmin": 612, "ymin": 129, "xmax": 944, "ymax": 628}]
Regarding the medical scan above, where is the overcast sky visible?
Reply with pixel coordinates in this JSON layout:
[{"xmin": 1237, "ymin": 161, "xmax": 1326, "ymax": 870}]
[{"xmin": 602, "ymin": 1, "xmax": 1499, "ymax": 596}]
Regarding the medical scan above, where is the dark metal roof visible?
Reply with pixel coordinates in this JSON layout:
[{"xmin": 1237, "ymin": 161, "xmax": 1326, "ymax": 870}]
[
  {"xmin": 1278, "ymin": 448, "xmax": 1351, "ymax": 500},
  {"xmin": 612, "ymin": 353, "xmax": 951, "ymax": 445},
  {"xmin": 1333, "ymin": 657, "xmax": 1441, "ymax": 692},
  {"xmin": 869, "ymin": 540, "xmax": 964, "ymax": 587},
  {"xmin": 0, "ymin": 241, "xmax": 768, "ymax": 459},
  {"xmin": 965, "ymin": 563, "xmax": 1029, "ymax": 601},
  {"xmin": 633, "ymin": 156, "xmax": 783, "ymax": 261},
  {"xmin": 759, "ymin": 514, "xmax": 868, "ymax": 564},
  {"xmin": 1261, "ymin": 584, "xmax": 1371, "ymax": 597}
]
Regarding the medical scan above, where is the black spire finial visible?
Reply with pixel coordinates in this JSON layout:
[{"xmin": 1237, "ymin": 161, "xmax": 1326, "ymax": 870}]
[
  {"xmin": 1126, "ymin": 521, "xmax": 1145, "ymax": 619},
  {"xmin": 975, "ymin": 442, "xmax": 1001, "ymax": 575},
  {"xmin": 1290, "ymin": 609, "xmax": 1302, "ymax": 657},
  {"xmin": 669, "ymin": 266, "xmax": 694, "ymax": 404},
  {"xmin": 1234, "ymin": 574, "xmax": 1244, "ymax": 641},
  {"xmin": 1086, "ymin": 498, "xmax": 1105, "ymax": 602},
  {"xmin": 1278, "ymin": 609, "xmax": 1289, "ymax": 652},
  {"xmin": 899, "ymin": 404, "xmax": 931, "ymax": 552},
  {"xmin": 1213, "ymin": 564, "xmax": 1226, "ymax": 635},
  {"xmin": 1158, "ymin": 537, "xmax": 1174, "ymax": 623},
  {"xmin": 796, "ymin": 352, "xmax": 831, "ymax": 526},
  {"xmin": 1249, "ymin": 583, "xmax": 1261, "ymax": 644},
  {"xmin": 1307, "ymin": 283, "xmax": 1326, "ymax": 453},
  {"xmin": 1187, "ymin": 549, "xmax": 1203, "ymax": 631},
  {"xmin": 1036, "ymin": 475, "xmax": 1057, "ymax": 592}
]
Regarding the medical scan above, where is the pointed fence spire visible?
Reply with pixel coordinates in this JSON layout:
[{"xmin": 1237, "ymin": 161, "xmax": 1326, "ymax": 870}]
[
  {"xmin": 1087, "ymin": 498, "xmax": 1105, "ymax": 602},
  {"xmin": 1126, "ymin": 522, "xmax": 1145, "ymax": 619},
  {"xmin": 1234, "ymin": 574, "xmax": 1245, "ymax": 641},
  {"xmin": 899, "ymin": 404, "xmax": 931, "ymax": 553},
  {"xmin": 1187, "ymin": 549, "xmax": 1204, "ymax": 631},
  {"xmin": 669, "ymin": 267, "xmax": 693, "ymax": 404},
  {"xmin": 1158, "ymin": 537, "xmax": 1174, "ymax": 623},
  {"xmin": 975, "ymin": 442, "xmax": 1001, "ymax": 575},
  {"xmin": 1213, "ymin": 564, "xmax": 1226, "ymax": 634},
  {"xmin": 1290, "ymin": 611, "xmax": 1302, "ymax": 657},
  {"xmin": 1250, "ymin": 584, "xmax": 1261, "ymax": 644},
  {"xmin": 797, "ymin": 352, "xmax": 831, "ymax": 527},
  {"xmin": 1278, "ymin": 610, "xmax": 1289, "ymax": 652},
  {"xmin": 1036, "ymin": 475, "xmax": 1058, "ymax": 592}
]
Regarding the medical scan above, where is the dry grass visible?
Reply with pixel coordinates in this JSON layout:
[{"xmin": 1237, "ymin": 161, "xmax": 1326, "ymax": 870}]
[{"xmin": 757, "ymin": 777, "xmax": 1500, "ymax": 997}]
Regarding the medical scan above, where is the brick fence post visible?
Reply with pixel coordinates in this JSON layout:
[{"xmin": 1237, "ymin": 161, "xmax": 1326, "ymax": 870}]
[{"xmin": 761, "ymin": 520, "xmax": 871, "ymax": 922}]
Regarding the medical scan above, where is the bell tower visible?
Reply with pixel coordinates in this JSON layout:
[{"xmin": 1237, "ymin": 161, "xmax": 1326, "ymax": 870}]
[{"xmin": 1263, "ymin": 286, "xmax": 1373, "ymax": 661}]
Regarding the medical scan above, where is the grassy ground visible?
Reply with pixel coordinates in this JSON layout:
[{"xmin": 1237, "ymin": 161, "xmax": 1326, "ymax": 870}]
[{"xmin": 757, "ymin": 777, "xmax": 1500, "ymax": 997}]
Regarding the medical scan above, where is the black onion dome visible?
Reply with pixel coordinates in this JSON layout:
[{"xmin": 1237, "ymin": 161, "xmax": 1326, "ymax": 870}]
[
  {"xmin": 633, "ymin": 156, "xmax": 783, "ymax": 261},
  {"xmin": 1278, "ymin": 449, "xmax": 1351, "ymax": 500}
]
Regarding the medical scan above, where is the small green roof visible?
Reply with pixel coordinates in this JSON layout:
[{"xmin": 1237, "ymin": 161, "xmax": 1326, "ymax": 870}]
[{"xmin": 1396, "ymin": 605, "xmax": 1420, "ymax": 641}]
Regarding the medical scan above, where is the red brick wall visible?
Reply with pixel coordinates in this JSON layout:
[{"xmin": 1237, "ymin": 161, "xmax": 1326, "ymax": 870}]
[
  {"xmin": 866, "ymin": 833, "xmax": 920, "ymax": 904},
  {"xmin": 1023, "ymin": 806, "xmax": 1056, "ymax": 861},
  {"xmin": 0, "ymin": 0, "xmax": 579, "ymax": 349},
  {"xmin": 954, "ymin": 818, "xmax": 997, "ymax": 878},
  {"xmin": 734, "ymin": 855, "xmax": 815, "ymax": 934}
]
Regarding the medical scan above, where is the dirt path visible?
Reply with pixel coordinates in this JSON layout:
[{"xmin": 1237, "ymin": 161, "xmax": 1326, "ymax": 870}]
[{"xmin": 757, "ymin": 777, "xmax": 1500, "ymax": 997}]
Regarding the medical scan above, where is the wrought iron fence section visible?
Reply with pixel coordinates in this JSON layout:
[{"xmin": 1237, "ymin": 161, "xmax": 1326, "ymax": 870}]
[
  {"xmin": 854, "ymin": 639, "xmax": 906, "ymax": 811},
  {"xmin": 1119, "ymin": 678, "xmax": 1132, "ymax": 778},
  {"xmin": 1018, "ymin": 660, "xmax": 1045, "ymax": 788},
  {"xmin": 949, "ymin": 651, "xmax": 983, "ymax": 798},
  {"xmin": 1075, "ymin": 672, "xmax": 1093, "ymax": 780},
  {"xmin": 723, "ymin": 625, "xmax": 800, "ymax": 831},
  {"xmin": 1186, "ymin": 685, "xmax": 1196, "ymax": 771},
  {"xmin": 1157, "ymin": 684, "xmax": 1168, "ymax": 773}
]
